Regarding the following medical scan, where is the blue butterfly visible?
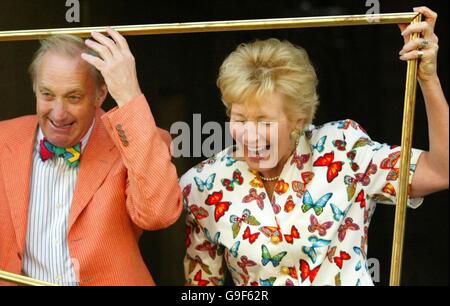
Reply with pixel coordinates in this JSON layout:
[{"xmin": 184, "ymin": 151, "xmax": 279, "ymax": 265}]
[
  {"xmin": 221, "ymin": 155, "xmax": 237, "ymax": 167},
  {"xmin": 260, "ymin": 277, "xmax": 276, "ymax": 286},
  {"xmin": 311, "ymin": 136, "xmax": 327, "ymax": 153},
  {"xmin": 204, "ymin": 228, "xmax": 220, "ymax": 245},
  {"xmin": 194, "ymin": 173, "xmax": 216, "ymax": 192},
  {"xmin": 330, "ymin": 203, "xmax": 351, "ymax": 222},
  {"xmin": 229, "ymin": 241, "xmax": 240, "ymax": 258},
  {"xmin": 261, "ymin": 245, "xmax": 287, "ymax": 267},
  {"xmin": 302, "ymin": 235, "xmax": 331, "ymax": 263},
  {"xmin": 302, "ymin": 190, "xmax": 333, "ymax": 216}
]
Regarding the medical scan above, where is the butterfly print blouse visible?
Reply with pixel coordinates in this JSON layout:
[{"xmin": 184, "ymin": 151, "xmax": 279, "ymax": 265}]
[{"xmin": 179, "ymin": 119, "xmax": 423, "ymax": 286}]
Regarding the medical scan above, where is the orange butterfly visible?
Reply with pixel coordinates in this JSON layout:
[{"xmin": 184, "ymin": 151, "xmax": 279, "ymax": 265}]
[
  {"xmin": 205, "ymin": 191, "xmax": 231, "ymax": 222},
  {"xmin": 242, "ymin": 226, "xmax": 260, "ymax": 244},
  {"xmin": 380, "ymin": 151, "xmax": 401, "ymax": 181},
  {"xmin": 313, "ymin": 152, "xmax": 344, "ymax": 183},
  {"xmin": 382, "ymin": 182, "xmax": 396, "ymax": 196},
  {"xmin": 292, "ymin": 171, "xmax": 314, "ymax": 199},
  {"xmin": 194, "ymin": 270, "xmax": 209, "ymax": 286},
  {"xmin": 274, "ymin": 179, "xmax": 289, "ymax": 195},
  {"xmin": 284, "ymin": 195, "xmax": 296, "ymax": 213}
]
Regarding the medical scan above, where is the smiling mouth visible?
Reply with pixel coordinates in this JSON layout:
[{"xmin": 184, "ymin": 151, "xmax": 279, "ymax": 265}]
[
  {"xmin": 246, "ymin": 144, "xmax": 271, "ymax": 158},
  {"xmin": 49, "ymin": 118, "xmax": 74, "ymax": 129}
]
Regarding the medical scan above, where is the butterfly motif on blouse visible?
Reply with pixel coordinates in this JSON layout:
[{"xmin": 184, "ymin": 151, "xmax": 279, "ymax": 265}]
[
  {"xmin": 308, "ymin": 215, "xmax": 334, "ymax": 236},
  {"xmin": 261, "ymin": 245, "xmax": 287, "ymax": 267},
  {"xmin": 194, "ymin": 173, "xmax": 216, "ymax": 192},
  {"xmin": 229, "ymin": 208, "xmax": 261, "ymax": 239},
  {"xmin": 311, "ymin": 135, "xmax": 327, "ymax": 153},
  {"xmin": 344, "ymin": 160, "xmax": 377, "ymax": 200},
  {"xmin": 290, "ymin": 152, "xmax": 310, "ymax": 170},
  {"xmin": 302, "ymin": 235, "xmax": 331, "ymax": 263},
  {"xmin": 205, "ymin": 190, "xmax": 231, "ymax": 222},
  {"xmin": 186, "ymin": 254, "xmax": 212, "ymax": 275},
  {"xmin": 221, "ymin": 154, "xmax": 237, "ymax": 167},
  {"xmin": 242, "ymin": 188, "xmax": 266, "ymax": 210},
  {"xmin": 380, "ymin": 151, "xmax": 401, "ymax": 181},
  {"xmin": 346, "ymin": 150, "xmax": 360, "ymax": 172},
  {"xmin": 313, "ymin": 151, "xmax": 344, "ymax": 183},
  {"xmin": 237, "ymin": 255, "xmax": 257, "ymax": 275},
  {"xmin": 332, "ymin": 133, "xmax": 347, "ymax": 151},
  {"xmin": 338, "ymin": 217, "xmax": 360, "ymax": 242},
  {"xmin": 221, "ymin": 169, "xmax": 244, "ymax": 191},
  {"xmin": 334, "ymin": 251, "xmax": 351, "ymax": 269},
  {"xmin": 291, "ymin": 171, "xmax": 314, "ymax": 199},
  {"xmin": 299, "ymin": 259, "xmax": 321, "ymax": 283},
  {"xmin": 182, "ymin": 184, "xmax": 191, "ymax": 209},
  {"xmin": 193, "ymin": 270, "xmax": 209, "ymax": 286},
  {"xmin": 301, "ymin": 190, "xmax": 333, "ymax": 216}
]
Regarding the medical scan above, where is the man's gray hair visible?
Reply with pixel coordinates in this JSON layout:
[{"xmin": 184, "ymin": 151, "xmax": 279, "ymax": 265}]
[{"xmin": 28, "ymin": 34, "xmax": 105, "ymax": 92}]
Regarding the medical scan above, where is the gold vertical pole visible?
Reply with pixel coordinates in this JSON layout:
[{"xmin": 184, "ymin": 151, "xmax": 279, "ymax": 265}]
[{"xmin": 389, "ymin": 13, "xmax": 422, "ymax": 286}]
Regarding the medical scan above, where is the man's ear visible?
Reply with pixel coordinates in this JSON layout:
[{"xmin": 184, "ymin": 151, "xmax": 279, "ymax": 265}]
[{"xmin": 95, "ymin": 84, "xmax": 108, "ymax": 108}]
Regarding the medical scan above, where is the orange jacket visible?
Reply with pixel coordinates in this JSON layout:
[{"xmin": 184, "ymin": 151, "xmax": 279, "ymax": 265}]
[{"xmin": 0, "ymin": 95, "xmax": 182, "ymax": 286}]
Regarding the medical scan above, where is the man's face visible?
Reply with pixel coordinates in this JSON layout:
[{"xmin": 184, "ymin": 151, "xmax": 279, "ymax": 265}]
[{"xmin": 35, "ymin": 52, "xmax": 104, "ymax": 148}]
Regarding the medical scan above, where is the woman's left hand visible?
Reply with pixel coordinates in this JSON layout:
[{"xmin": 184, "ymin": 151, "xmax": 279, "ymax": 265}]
[{"xmin": 399, "ymin": 6, "xmax": 439, "ymax": 82}]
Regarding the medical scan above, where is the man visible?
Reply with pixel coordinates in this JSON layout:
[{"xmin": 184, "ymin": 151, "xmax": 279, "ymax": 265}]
[{"xmin": 0, "ymin": 28, "xmax": 182, "ymax": 286}]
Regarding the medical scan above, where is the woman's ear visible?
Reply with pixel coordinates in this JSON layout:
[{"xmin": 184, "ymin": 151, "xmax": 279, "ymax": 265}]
[{"xmin": 295, "ymin": 118, "xmax": 305, "ymax": 131}]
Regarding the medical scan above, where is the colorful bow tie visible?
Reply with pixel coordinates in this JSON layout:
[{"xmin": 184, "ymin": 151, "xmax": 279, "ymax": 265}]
[{"xmin": 39, "ymin": 138, "xmax": 82, "ymax": 168}]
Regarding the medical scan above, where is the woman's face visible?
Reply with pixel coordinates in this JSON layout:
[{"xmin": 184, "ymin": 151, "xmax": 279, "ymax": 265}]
[{"xmin": 229, "ymin": 91, "xmax": 301, "ymax": 173}]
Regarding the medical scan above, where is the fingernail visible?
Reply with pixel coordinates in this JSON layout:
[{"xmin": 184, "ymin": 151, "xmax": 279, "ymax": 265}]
[
  {"xmin": 399, "ymin": 50, "xmax": 404, "ymax": 55},
  {"xmin": 401, "ymin": 31, "xmax": 406, "ymax": 36}
]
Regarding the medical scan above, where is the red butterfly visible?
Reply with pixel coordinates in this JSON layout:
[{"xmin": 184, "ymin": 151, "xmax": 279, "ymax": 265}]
[
  {"xmin": 237, "ymin": 256, "xmax": 257, "ymax": 275},
  {"xmin": 242, "ymin": 188, "xmax": 266, "ymax": 210},
  {"xmin": 332, "ymin": 134, "xmax": 347, "ymax": 151},
  {"xmin": 355, "ymin": 190, "xmax": 366, "ymax": 208},
  {"xmin": 185, "ymin": 225, "xmax": 192, "ymax": 248},
  {"xmin": 291, "ymin": 152, "xmax": 310, "ymax": 170},
  {"xmin": 190, "ymin": 204, "xmax": 209, "ymax": 220},
  {"xmin": 182, "ymin": 184, "xmax": 191, "ymax": 207},
  {"xmin": 346, "ymin": 150, "xmax": 360, "ymax": 172},
  {"xmin": 308, "ymin": 215, "xmax": 333, "ymax": 236},
  {"xmin": 205, "ymin": 191, "xmax": 231, "ymax": 222},
  {"xmin": 380, "ymin": 151, "xmax": 401, "ymax": 181},
  {"xmin": 333, "ymin": 251, "xmax": 351, "ymax": 269},
  {"xmin": 242, "ymin": 226, "xmax": 260, "ymax": 244},
  {"xmin": 338, "ymin": 217, "xmax": 360, "ymax": 242},
  {"xmin": 284, "ymin": 225, "xmax": 300, "ymax": 244},
  {"xmin": 221, "ymin": 169, "xmax": 244, "ymax": 191},
  {"xmin": 195, "ymin": 240, "xmax": 218, "ymax": 260},
  {"xmin": 194, "ymin": 270, "xmax": 210, "ymax": 286},
  {"xmin": 313, "ymin": 152, "xmax": 344, "ymax": 183},
  {"xmin": 300, "ymin": 259, "xmax": 321, "ymax": 283},
  {"xmin": 292, "ymin": 171, "xmax": 314, "ymax": 198}
]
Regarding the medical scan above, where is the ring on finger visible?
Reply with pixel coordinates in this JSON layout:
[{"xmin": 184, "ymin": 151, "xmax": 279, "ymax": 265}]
[
  {"xmin": 419, "ymin": 39, "xmax": 429, "ymax": 49},
  {"xmin": 417, "ymin": 50, "xmax": 424, "ymax": 59}
]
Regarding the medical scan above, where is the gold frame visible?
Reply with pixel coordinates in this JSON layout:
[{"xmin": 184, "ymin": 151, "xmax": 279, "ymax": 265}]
[{"xmin": 0, "ymin": 12, "xmax": 421, "ymax": 286}]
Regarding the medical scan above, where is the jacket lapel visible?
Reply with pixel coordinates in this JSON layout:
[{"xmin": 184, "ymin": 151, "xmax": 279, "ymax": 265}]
[
  {"xmin": 2, "ymin": 116, "xmax": 38, "ymax": 252},
  {"xmin": 68, "ymin": 109, "xmax": 117, "ymax": 231}
]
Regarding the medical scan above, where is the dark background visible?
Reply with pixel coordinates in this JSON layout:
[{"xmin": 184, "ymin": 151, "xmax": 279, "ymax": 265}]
[{"xmin": 0, "ymin": 0, "xmax": 448, "ymax": 285}]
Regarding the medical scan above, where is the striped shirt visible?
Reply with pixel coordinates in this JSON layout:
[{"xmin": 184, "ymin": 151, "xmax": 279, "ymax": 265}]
[{"xmin": 23, "ymin": 121, "xmax": 95, "ymax": 286}]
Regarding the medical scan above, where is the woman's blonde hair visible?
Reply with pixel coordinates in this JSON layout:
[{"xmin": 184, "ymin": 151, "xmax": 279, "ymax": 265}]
[{"xmin": 217, "ymin": 38, "xmax": 319, "ymax": 124}]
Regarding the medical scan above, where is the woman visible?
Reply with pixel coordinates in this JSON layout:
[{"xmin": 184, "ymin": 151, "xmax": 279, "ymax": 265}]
[{"xmin": 180, "ymin": 6, "xmax": 448, "ymax": 286}]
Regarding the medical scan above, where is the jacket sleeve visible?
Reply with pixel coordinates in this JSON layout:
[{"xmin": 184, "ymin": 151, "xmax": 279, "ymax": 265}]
[{"xmin": 101, "ymin": 94, "xmax": 183, "ymax": 230}]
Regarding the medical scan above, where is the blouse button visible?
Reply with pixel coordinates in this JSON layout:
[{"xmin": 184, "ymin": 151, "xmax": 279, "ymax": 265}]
[
  {"xmin": 271, "ymin": 236, "xmax": 281, "ymax": 244},
  {"xmin": 281, "ymin": 266, "xmax": 290, "ymax": 275}
]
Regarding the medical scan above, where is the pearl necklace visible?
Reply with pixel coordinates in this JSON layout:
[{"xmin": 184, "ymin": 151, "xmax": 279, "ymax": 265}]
[{"xmin": 258, "ymin": 136, "xmax": 300, "ymax": 183}]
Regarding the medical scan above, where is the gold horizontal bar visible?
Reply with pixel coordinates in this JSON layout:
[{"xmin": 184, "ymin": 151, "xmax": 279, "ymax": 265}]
[
  {"xmin": 0, "ymin": 269, "xmax": 58, "ymax": 286},
  {"xmin": 0, "ymin": 12, "xmax": 418, "ymax": 42}
]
